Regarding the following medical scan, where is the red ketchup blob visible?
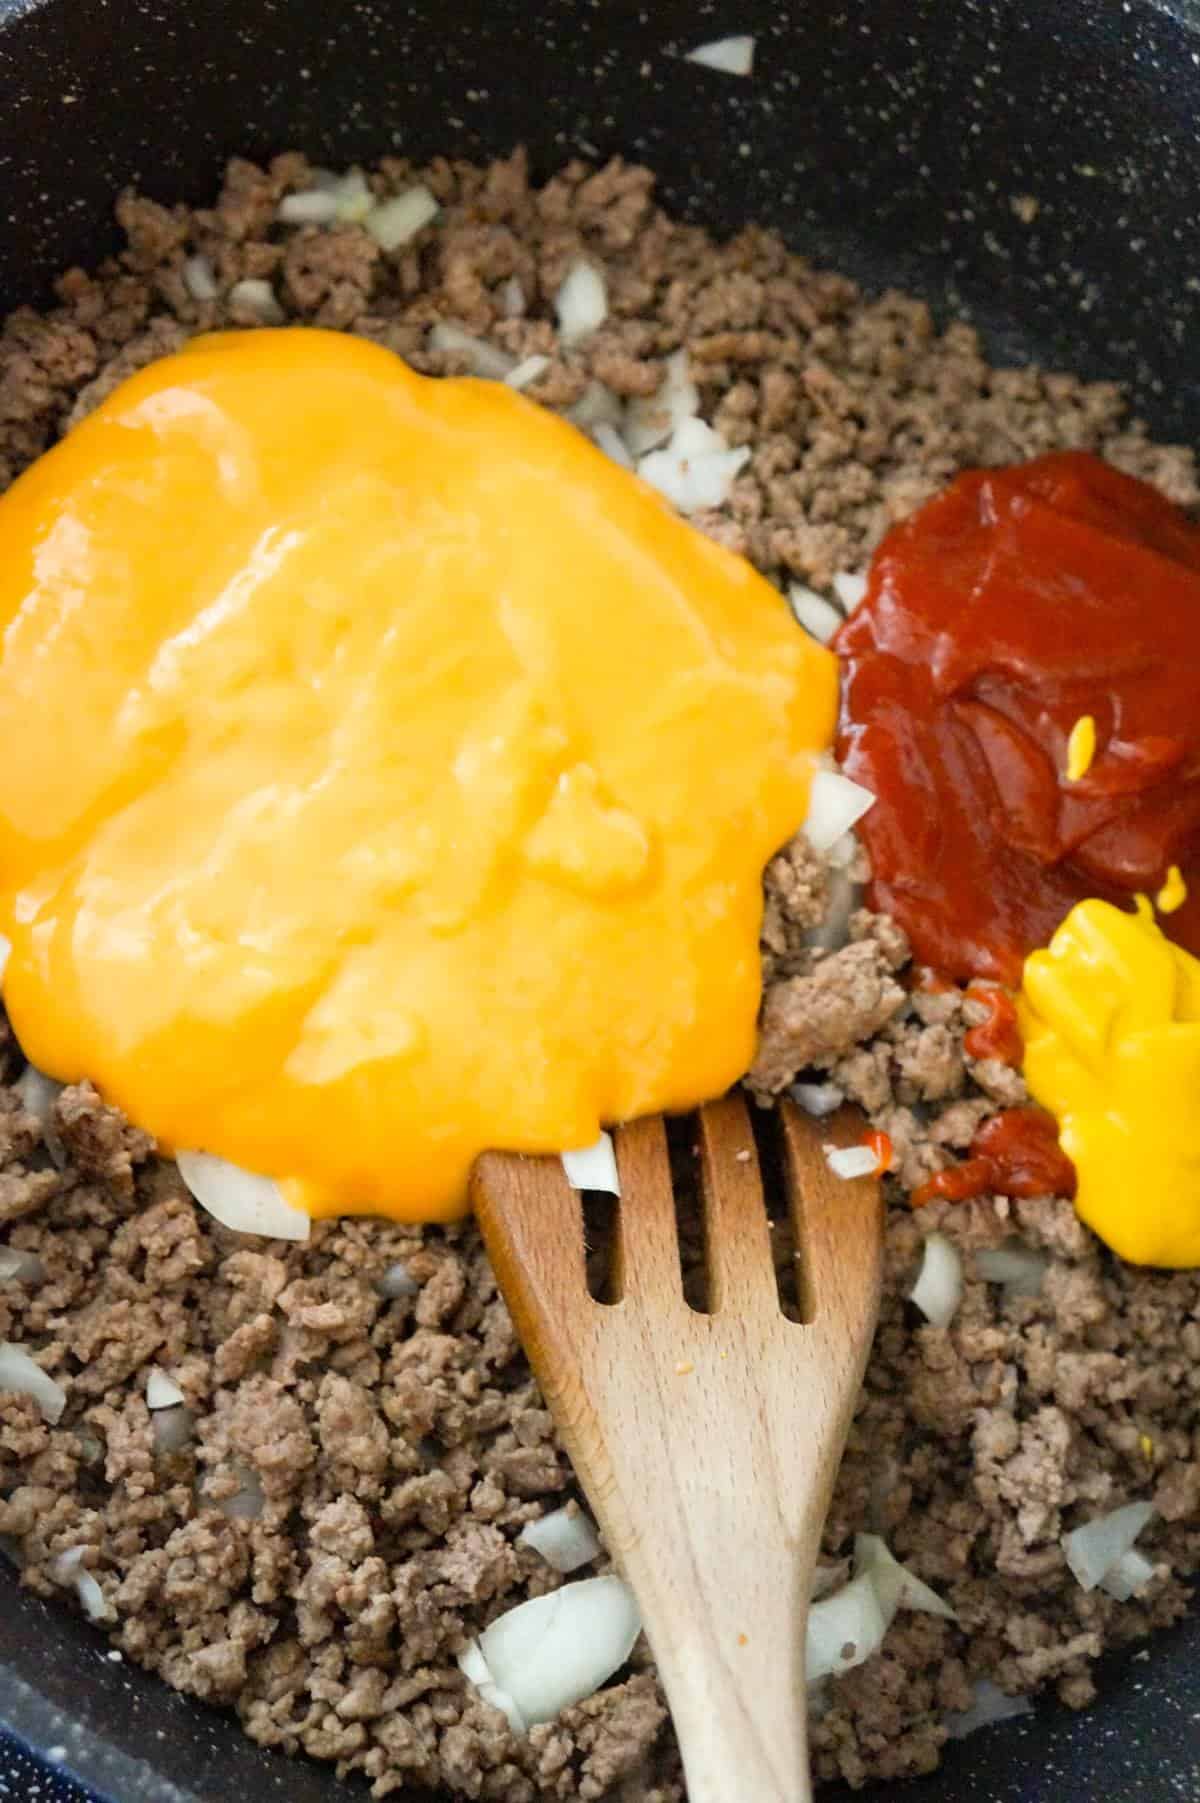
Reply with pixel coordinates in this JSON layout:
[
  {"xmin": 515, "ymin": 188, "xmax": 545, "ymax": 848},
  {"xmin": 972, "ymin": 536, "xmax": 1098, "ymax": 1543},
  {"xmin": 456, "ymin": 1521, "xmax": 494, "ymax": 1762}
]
[
  {"xmin": 835, "ymin": 451, "xmax": 1200, "ymax": 983},
  {"xmin": 913, "ymin": 1109, "xmax": 1077, "ymax": 1208}
]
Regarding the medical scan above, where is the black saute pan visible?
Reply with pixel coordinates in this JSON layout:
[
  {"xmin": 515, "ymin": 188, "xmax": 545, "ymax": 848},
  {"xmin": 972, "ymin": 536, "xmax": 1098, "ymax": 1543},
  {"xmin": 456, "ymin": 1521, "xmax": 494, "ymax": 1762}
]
[{"xmin": 0, "ymin": 2, "xmax": 1196, "ymax": 1799}]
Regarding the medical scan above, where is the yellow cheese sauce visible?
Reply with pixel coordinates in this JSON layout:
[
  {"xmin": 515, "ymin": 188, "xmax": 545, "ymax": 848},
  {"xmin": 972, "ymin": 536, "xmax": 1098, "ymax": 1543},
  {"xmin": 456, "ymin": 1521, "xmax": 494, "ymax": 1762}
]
[
  {"xmin": 0, "ymin": 328, "xmax": 836, "ymax": 1221},
  {"xmin": 1019, "ymin": 896, "xmax": 1200, "ymax": 1266}
]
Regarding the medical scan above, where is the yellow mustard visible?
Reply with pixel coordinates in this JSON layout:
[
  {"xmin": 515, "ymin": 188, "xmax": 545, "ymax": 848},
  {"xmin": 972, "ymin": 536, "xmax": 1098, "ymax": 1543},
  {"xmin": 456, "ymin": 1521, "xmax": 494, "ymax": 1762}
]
[{"xmin": 1019, "ymin": 897, "xmax": 1200, "ymax": 1266}]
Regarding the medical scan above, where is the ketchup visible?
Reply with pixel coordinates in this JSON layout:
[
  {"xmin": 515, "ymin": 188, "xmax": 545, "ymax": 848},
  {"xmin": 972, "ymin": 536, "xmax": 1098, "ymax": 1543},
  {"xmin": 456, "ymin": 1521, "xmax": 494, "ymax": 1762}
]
[
  {"xmin": 913, "ymin": 1108, "xmax": 1076, "ymax": 1208},
  {"xmin": 962, "ymin": 986, "xmax": 1023, "ymax": 1066},
  {"xmin": 835, "ymin": 451, "xmax": 1200, "ymax": 983}
]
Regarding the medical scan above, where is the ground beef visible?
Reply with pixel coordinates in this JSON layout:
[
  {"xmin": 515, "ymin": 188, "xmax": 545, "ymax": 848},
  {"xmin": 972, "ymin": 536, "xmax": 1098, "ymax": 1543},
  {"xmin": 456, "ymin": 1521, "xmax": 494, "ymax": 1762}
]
[{"xmin": 0, "ymin": 150, "xmax": 1197, "ymax": 1799}]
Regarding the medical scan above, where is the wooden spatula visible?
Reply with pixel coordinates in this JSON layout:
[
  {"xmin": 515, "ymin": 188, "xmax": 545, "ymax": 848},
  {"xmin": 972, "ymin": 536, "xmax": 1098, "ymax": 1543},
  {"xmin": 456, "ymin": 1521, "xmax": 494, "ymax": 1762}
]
[{"xmin": 471, "ymin": 1094, "xmax": 884, "ymax": 1803}]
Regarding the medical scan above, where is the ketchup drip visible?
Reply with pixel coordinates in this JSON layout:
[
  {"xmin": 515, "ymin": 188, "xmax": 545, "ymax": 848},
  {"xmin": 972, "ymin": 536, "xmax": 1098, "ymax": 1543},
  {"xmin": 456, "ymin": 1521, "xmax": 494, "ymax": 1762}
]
[
  {"xmin": 913, "ymin": 1109, "xmax": 1076, "ymax": 1208},
  {"xmin": 835, "ymin": 451, "xmax": 1200, "ymax": 983}
]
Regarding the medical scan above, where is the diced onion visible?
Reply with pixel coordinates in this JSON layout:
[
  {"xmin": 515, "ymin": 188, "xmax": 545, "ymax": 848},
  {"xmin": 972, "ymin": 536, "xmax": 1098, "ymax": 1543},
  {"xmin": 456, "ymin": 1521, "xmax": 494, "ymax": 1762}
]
[
  {"xmin": 458, "ymin": 1641, "xmax": 492, "ymax": 1686},
  {"xmin": 807, "ymin": 1533, "xmax": 954, "ymax": 1683},
  {"xmin": 152, "ymin": 1404, "xmax": 193, "ymax": 1455},
  {"xmin": 1062, "ymin": 1500, "xmax": 1155, "ymax": 1592},
  {"xmin": 975, "ymin": 1244, "xmax": 1048, "ymax": 1297},
  {"xmin": 215, "ymin": 1465, "xmax": 265, "ymax": 1521},
  {"xmin": 505, "ymin": 354, "xmax": 551, "ymax": 392},
  {"xmin": 637, "ymin": 417, "xmax": 750, "ymax": 514},
  {"xmin": 331, "ymin": 169, "xmax": 374, "ymax": 223},
  {"xmin": 791, "ymin": 1080, "xmax": 845, "ymax": 1119},
  {"xmin": 807, "ymin": 1568, "xmax": 890, "ymax": 1681},
  {"xmin": 854, "ymin": 1533, "xmax": 957, "ymax": 1621},
  {"xmin": 623, "ymin": 350, "xmax": 699, "ymax": 455},
  {"xmin": 15, "ymin": 1062, "xmax": 65, "ymax": 1156},
  {"xmin": 500, "ymin": 275, "xmax": 526, "ymax": 317},
  {"xmin": 461, "ymin": 1575, "xmax": 641, "ymax": 1730},
  {"xmin": 684, "ymin": 35, "xmax": 755, "ymax": 76},
  {"xmin": 946, "ymin": 1678, "xmax": 1033, "ymax": 1739},
  {"xmin": 229, "ymin": 279, "xmax": 284, "ymax": 325},
  {"xmin": 429, "ymin": 323, "xmax": 516, "ymax": 381},
  {"xmin": 0, "ymin": 1247, "xmax": 44, "ymax": 1285},
  {"xmin": 1099, "ymin": 1546, "xmax": 1156, "ymax": 1601},
  {"xmin": 478, "ymin": 1680, "xmax": 526, "ymax": 1735},
  {"xmin": 788, "ymin": 585, "xmax": 843, "ymax": 645},
  {"xmin": 365, "ymin": 185, "xmax": 439, "ymax": 249},
  {"xmin": 0, "ymin": 1342, "xmax": 66, "ymax": 1423},
  {"xmin": 591, "ymin": 422, "xmax": 634, "ymax": 468},
  {"xmin": 175, "ymin": 1150, "xmax": 310, "ymax": 1242},
  {"xmin": 518, "ymin": 1506, "xmax": 602, "ymax": 1574},
  {"xmin": 824, "ymin": 1144, "xmax": 878, "ymax": 1181},
  {"xmin": 375, "ymin": 1261, "xmax": 419, "ymax": 1299},
  {"xmin": 181, "ymin": 254, "xmax": 219, "ymax": 302},
  {"xmin": 561, "ymin": 1132, "xmax": 620, "ymax": 1196},
  {"xmin": 567, "ymin": 380, "xmax": 623, "ymax": 429},
  {"xmin": 832, "ymin": 570, "xmax": 868, "ymax": 611},
  {"xmin": 804, "ymin": 862, "xmax": 859, "ymax": 954},
  {"xmin": 556, "ymin": 259, "xmax": 608, "ymax": 345},
  {"xmin": 51, "ymin": 1546, "xmax": 113, "ymax": 1623},
  {"xmin": 803, "ymin": 769, "xmax": 876, "ymax": 853},
  {"xmin": 146, "ymin": 1368, "xmax": 185, "ymax": 1410},
  {"xmin": 910, "ymin": 1232, "xmax": 963, "ymax": 1328},
  {"xmin": 276, "ymin": 189, "xmax": 341, "ymax": 226}
]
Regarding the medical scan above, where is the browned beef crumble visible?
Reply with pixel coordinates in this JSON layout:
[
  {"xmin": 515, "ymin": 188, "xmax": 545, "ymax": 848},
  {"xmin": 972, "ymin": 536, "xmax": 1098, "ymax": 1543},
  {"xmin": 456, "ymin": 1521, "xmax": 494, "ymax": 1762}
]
[{"xmin": 0, "ymin": 151, "xmax": 1197, "ymax": 1799}]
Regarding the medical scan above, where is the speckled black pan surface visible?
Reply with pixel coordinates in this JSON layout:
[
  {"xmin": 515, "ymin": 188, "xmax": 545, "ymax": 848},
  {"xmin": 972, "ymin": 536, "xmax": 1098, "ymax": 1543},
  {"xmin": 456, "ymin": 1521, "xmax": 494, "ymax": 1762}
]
[{"xmin": 0, "ymin": 1, "xmax": 1197, "ymax": 1799}]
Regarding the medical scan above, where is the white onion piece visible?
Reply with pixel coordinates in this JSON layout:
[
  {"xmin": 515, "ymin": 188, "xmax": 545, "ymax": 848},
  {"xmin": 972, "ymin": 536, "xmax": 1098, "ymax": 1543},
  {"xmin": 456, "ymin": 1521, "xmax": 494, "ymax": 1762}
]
[
  {"xmin": 946, "ymin": 1678, "xmax": 1033, "ymax": 1739},
  {"xmin": 803, "ymin": 770, "xmax": 876, "ymax": 853},
  {"xmin": 216, "ymin": 1466, "xmax": 265, "ymax": 1521},
  {"xmin": 824, "ymin": 1144, "xmax": 878, "ymax": 1181},
  {"xmin": 826, "ymin": 831, "xmax": 860, "ymax": 870},
  {"xmin": 624, "ymin": 350, "xmax": 699, "ymax": 455},
  {"xmin": 519, "ymin": 1506, "xmax": 601, "ymax": 1574},
  {"xmin": 806, "ymin": 1569, "xmax": 891, "ymax": 1681},
  {"xmin": 832, "ymin": 570, "xmax": 868, "ymax": 611},
  {"xmin": 910, "ymin": 1233, "xmax": 964, "ymax": 1328},
  {"xmin": 500, "ymin": 275, "xmax": 526, "ymax": 317},
  {"xmin": 975, "ymin": 1244, "xmax": 1048, "ymax": 1297},
  {"xmin": 365, "ymin": 185, "xmax": 439, "ymax": 249},
  {"xmin": 376, "ymin": 1260, "xmax": 419, "ymax": 1299},
  {"xmin": 458, "ymin": 1641, "xmax": 492, "ymax": 1686},
  {"xmin": 805, "ymin": 862, "xmax": 859, "ymax": 954},
  {"xmin": 788, "ymin": 585, "xmax": 843, "ymax": 645},
  {"xmin": 229, "ymin": 279, "xmax": 285, "ymax": 325},
  {"xmin": 638, "ymin": 417, "xmax": 750, "ymax": 514},
  {"xmin": 1099, "ymin": 1546, "xmax": 1156, "ymax": 1601},
  {"xmin": 567, "ymin": 380, "xmax": 623, "ymax": 429},
  {"xmin": 791, "ymin": 1080, "xmax": 845, "ymax": 1119},
  {"xmin": 276, "ymin": 189, "xmax": 341, "ymax": 226},
  {"xmin": 478, "ymin": 1679, "xmax": 527, "ymax": 1735},
  {"xmin": 175, "ymin": 1150, "xmax": 310, "ymax": 1242},
  {"xmin": 429, "ymin": 322, "xmax": 516, "ymax": 380},
  {"xmin": 152, "ymin": 1404, "xmax": 193, "ymax": 1455},
  {"xmin": 0, "ymin": 1342, "xmax": 66, "ymax": 1423},
  {"xmin": 1062, "ymin": 1500, "xmax": 1154, "ymax": 1592},
  {"xmin": 556, "ymin": 259, "xmax": 608, "ymax": 345},
  {"xmin": 472, "ymin": 1575, "xmax": 641, "ymax": 1729},
  {"xmin": 505, "ymin": 353, "xmax": 551, "ymax": 392},
  {"xmin": 331, "ymin": 168, "xmax": 374, "ymax": 223},
  {"xmin": 0, "ymin": 1246, "xmax": 44, "ymax": 1284},
  {"xmin": 146, "ymin": 1368, "xmax": 185, "ymax": 1411},
  {"xmin": 561, "ymin": 1132, "xmax": 620, "ymax": 1196},
  {"xmin": 15, "ymin": 1063, "xmax": 66, "ymax": 1166},
  {"xmin": 685, "ymin": 34, "xmax": 755, "ymax": 75},
  {"xmin": 855, "ymin": 1533, "xmax": 957, "ymax": 1621},
  {"xmin": 181, "ymin": 254, "xmax": 219, "ymax": 302},
  {"xmin": 51, "ymin": 1546, "xmax": 113, "ymax": 1623},
  {"xmin": 591, "ymin": 422, "xmax": 634, "ymax": 468}
]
